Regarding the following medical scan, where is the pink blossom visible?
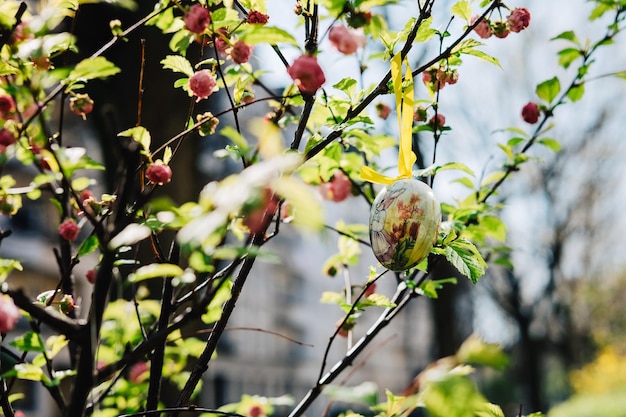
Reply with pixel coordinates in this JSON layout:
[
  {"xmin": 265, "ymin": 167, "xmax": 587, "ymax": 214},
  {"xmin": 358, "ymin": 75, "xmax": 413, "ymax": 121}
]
[
  {"xmin": 129, "ymin": 361, "xmax": 149, "ymax": 383},
  {"xmin": 184, "ymin": 4, "xmax": 211, "ymax": 34},
  {"xmin": 470, "ymin": 15, "xmax": 492, "ymax": 39},
  {"xmin": 59, "ymin": 220, "xmax": 80, "ymax": 241},
  {"xmin": 320, "ymin": 170, "xmax": 352, "ymax": 202},
  {"xmin": 375, "ymin": 102, "xmax": 391, "ymax": 120},
  {"xmin": 328, "ymin": 25, "xmax": 365, "ymax": 55},
  {"xmin": 0, "ymin": 94, "xmax": 15, "ymax": 118},
  {"xmin": 247, "ymin": 10, "xmax": 269, "ymax": 25},
  {"xmin": 508, "ymin": 8, "xmax": 531, "ymax": 33},
  {"xmin": 231, "ymin": 40, "xmax": 253, "ymax": 64},
  {"xmin": 146, "ymin": 163, "xmax": 172, "ymax": 185},
  {"xmin": 521, "ymin": 102, "xmax": 540, "ymax": 124},
  {"xmin": 189, "ymin": 70, "xmax": 217, "ymax": 101},
  {"xmin": 0, "ymin": 295, "xmax": 20, "ymax": 333},
  {"xmin": 287, "ymin": 55, "xmax": 326, "ymax": 94},
  {"xmin": 428, "ymin": 114, "xmax": 446, "ymax": 130},
  {"xmin": 213, "ymin": 28, "xmax": 230, "ymax": 56},
  {"xmin": 0, "ymin": 128, "xmax": 17, "ymax": 148}
]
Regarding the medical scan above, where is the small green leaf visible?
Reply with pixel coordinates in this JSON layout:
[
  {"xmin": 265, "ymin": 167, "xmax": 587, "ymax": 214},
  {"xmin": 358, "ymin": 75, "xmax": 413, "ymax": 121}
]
[
  {"xmin": 443, "ymin": 239, "xmax": 486, "ymax": 284},
  {"xmin": 108, "ymin": 223, "xmax": 151, "ymax": 249},
  {"xmin": 567, "ymin": 83, "xmax": 585, "ymax": 102},
  {"xmin": 67, "ymin": 57, "xmax": 120, "ymax": 85},
  {"xmin": 414, "ymin": 16, "xmax": 436, "ymax": 42},
  {"xmin": 202, "ymin": 281, "xmax": 232, "ymax": 324},
  {"xmin": 240, "ymin": 26, "xmax": 298, "ymax": 46},
  {"xmin": 551, "ymin": 30, "xmax": 579, "ymax": 45},
  {"xmin": 557, "ymin": 48, "xmax": 582, "ymax": 69},
  {"xmin": 450, "ymin": 1, "xmax": 472, "ymax": 21},
  {"xmin": 160, "ymin": 55, "xmax": 194, "ymax": 77},
  {"xmin": 128, "ymin": 263, "xmax": 185, "ymax": 283},
  {"xmin": 323, "ymin": 382, "xmax": 379, "ymax": 407},
  {"xmin": 10, "ymin": 332, "xmax": 46, "ymax": 353},
  {"xmin": 536, "ymin": 77, "xmax": 561, "ymax": 103},
  {"xmin": 118, "ymin": 126, "xmax": 151, "ymax": 152},
  {"xmin": 77, "ymin": 235, "xmax": 99, "ymax": 257},
  {"xmin": 0, "ymin": 62, "xmax": 19, "ymax": 76},
  {"xmin": 456, "ymin": 334, "xmax": 509, "ymax": 370},
  {"xmin": 538, "ymin": 138, "xmax": 562, "ymax": 152},
  {"xmin": 2, "ymin": 363, "xmax": 45, "ymax": 382}
]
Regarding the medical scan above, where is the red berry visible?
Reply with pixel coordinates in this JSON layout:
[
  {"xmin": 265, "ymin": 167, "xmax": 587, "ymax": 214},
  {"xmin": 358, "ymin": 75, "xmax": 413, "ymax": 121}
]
[
  {"xmin": 375, "ymin": 102, "xmax": 391, "ymax": 120},
  {"xmin": 189, "ymin": 70, "xmax": 217, "ymax": 102},
  {"xmin": 287, "ymin": 55, "xmax": 326, "ymax": 94},
  {"xmin": 146, "ymin": 163, "xmax": 172, "ymax": 185},
  {"xmin": 59, "ymin": 220, "xmax": 80, "ymax": 241},
  {"xmin": 521, "ymin": 102, "xmax": 540, "ymax": 124},
  {"xmin": 184, "ymin": 4, "xmax": 211, "ymax": 34}
]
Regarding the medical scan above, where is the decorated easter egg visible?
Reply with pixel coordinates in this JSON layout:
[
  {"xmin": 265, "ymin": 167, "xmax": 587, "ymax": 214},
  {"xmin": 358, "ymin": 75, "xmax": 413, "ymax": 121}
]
[{"xmin": 369, "ymin": 179, "xmax": 441, "ymax": 271}]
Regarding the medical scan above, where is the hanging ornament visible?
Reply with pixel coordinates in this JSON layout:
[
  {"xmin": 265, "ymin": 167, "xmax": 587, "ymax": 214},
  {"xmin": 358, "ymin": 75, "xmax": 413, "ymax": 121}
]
[{"xmin": 361, "ymin": 53, "xmax": 441, "ymax": 271}]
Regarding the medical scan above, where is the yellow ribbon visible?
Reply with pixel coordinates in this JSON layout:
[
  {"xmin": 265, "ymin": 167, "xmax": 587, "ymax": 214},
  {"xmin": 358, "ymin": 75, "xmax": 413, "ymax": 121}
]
[{"xmin": 361, "ymin": 53, "xmax": 416, "ymax": 185}]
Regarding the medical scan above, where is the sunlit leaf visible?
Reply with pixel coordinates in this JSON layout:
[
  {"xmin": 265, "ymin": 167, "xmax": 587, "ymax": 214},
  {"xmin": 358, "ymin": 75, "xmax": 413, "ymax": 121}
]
[
  {"xmin": 538, "ymin": 138, "xmax": 562, "ymax": 152},
  {"xmin": 77, "ymin": 235, "xmax": 99, "ymax": 257},
  {"xmin": 240, "ymin": 26, "xmax": 298, "ymax": 46},
  {"xmin": 451, "ymin": 1, "xmax": 472, "ymax": 21},
  {"xmin": 323, "ymin": 382, "xmax": 379, "ymax": 407},
  {"xmin": 536, "ymin": 77, "xmax": 561, "ymax": 103},
  {"xmin": 108, "ymin": 223, "xmax": 151, "ymax": 249},
  {"xmin": 128, "ymin": 263, "xmax": 185, "ymax": 283},
  {"xmin": 67, "ymin": 57, "xmax": 120, "ymax": 85},
  {"xmin": 118, "ymin": 126, "xmax": 151, "ymax": 152},
  {"xmin": 160, "ymin": 55, "xmax": 194, "ymax": 77}
]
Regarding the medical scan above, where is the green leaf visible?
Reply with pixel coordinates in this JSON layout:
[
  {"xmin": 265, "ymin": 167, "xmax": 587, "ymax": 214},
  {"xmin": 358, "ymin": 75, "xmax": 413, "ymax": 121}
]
[
  {"xmin": 456, "ymin": 335, "xmax": 509, "ymax": 370},
  {"xmin": 538, "ymin": 138, "xmax": 562, "ymax": 152},
  {"xmin": 415, "ymin": 162, "xmax": 475, "ymax": 178},
  {"xmin": 10, "ymin": 332, "xmax": 46, "ymax": 353},
  {"xmin": 202, "ymin": 281, "xmax": 232, "ymax": 324},
  {"xmin": 239, "ymin": 26, "xmax": 298, "ymax": 46},
  {"xmin": 67, "ymin": 57, "xmax": 120, "ymax": 85},
  {"xmin": 452, "ymin": 39, "xmax": 500, "ymax": 67},
  {"xmin": 128, "ymin": 263, "xmax": 185, "ymax": 283},
  {"xmin": 2, "ymin": 363, "xmax": 45, "ymax": 382},
  {"xmin": 108, "ymin": 223, "xmax": 151, "ymax": 249},
  {"xmin": 557, "ymin": 48, "xmax": 582, "ymax": 69},
  {"xmin": 118, "ymin": 126, "xmax": 151, "ymax": 152},
  {"xmin": 450, "ymin": 1, "xmax": 472, "ymax": 21},
  {"xmin": 476, "ymin": 403, "xmax": 506, "ymax": 417},
  {"xmin": 414, "ymin": 16, "xmax": 436, "ymax": 42},
  {"xmin": 443, "ymin": 239, "xmax": 487, "ymax": 284},
  {"xmin": 77, "ymin": 235, "xmax": 99, "ymax": 257},
  {"xmin": 160, "ymin": 55, "xmax": 194, "ymax": 77},
  {"xmin": 567, "ymin": 83, "xmax": 585, "ymax": 102},
  {"xmin": 536, "ymin": 77, "xmax": 561, "ymax": 103},
  {"xmin": 551, "ymin": 30, "xmax": 579, "ymax": 45},
  {"xmin": 0, "ymin": 62, "xmax": 19, "ymax": 76}
]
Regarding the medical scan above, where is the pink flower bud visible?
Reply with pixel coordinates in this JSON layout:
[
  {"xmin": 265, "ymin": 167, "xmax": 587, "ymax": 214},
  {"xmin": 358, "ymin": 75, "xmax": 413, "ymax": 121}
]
[
  {"xmin": 213, "ymin": 28, "xmax": 230, "ymax": 56},
  {"xmin": 86, "ymin": 268, "xmax": 97, "ymax": 284},
  {"xmin": 146, "ymin": 163, "xmax": 172, "ymax": 185},
  {"xmin": 287, "ymin": 55, "xmax": 326, "ymax": 94},
  {"xmin": 184, "ymin": 4, "xmax": 211, "ymax": 34},
  {"xmin": 328, "ymin": 25, "xmax": 365, "ymax": 55},
  {"xmin": 320, "ymin": 169, "xmax": 352, "ymax": 202},
  {"xmin": 247, "ymin": 10, "xmax": 269, "ymax": 25},
  {"xmin": 0, "ymin": 295, "xmax": 20, "ymax": 333},
  {"xmin": 59, "ymin": 294, "xmax": 76, "ymax": 315},
  {"xmin": 0, "ymin": 128, "xmax": 17, "ymax": 148},
  {"xmin": 231, "ymin": 40, "xmax": 253, "ymax": 64},
  {"xmin": 413, "ymin": 106, "xmax": 427, "ymax": 122},
  {"xmin": 521, "ymin": 102, "xmax": 540, "ymax": 124},
  {"xmin": 492, "ymin": 21, "xmax": 510, "ymax": 38},
  {"xmin": 0, "ymin": 94, "xmax": 15, "ymax": 118},
  {"xmin": 346, "ymin": 9, "xmax": 372, "ymax": 28},
  {"xmin": 375, "ymin": 102, "xmax": 391, "ymax": 120},
  {"xmin": 428, "ymin": 114, "xmax": 446, "ymax": 131},
  {"xmin": 189, "ymin": 70, "xmax": 217, "ymax": 102},
  {"xmin": 59, "ymin": 220, "xmax": 80, "ymax": 241},
  {"xmin": 507, "ymin": 8, "xmax": 531, "ymax": 33},
  {"xmin": 129, "ymin": 361, "xmax": 149, "ymax": 383},
  {"xmin": 69, "ymin": 94, "xmax": 94, "ymax": 119},
  {"xmin": 471, "ymin": 15, "xmax": 492, "ymax": 39}
]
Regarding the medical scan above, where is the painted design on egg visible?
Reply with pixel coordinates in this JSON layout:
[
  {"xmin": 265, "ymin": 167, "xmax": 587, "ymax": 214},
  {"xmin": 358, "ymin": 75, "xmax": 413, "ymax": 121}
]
[{"xmin": 369, "ymin": 179, "xmax": 441, "ymax": 271}]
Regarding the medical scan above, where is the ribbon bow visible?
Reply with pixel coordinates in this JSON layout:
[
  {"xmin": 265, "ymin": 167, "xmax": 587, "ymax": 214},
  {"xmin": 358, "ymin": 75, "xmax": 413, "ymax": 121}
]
[{"xmin": 361, "ymin": 53, "xmax": 416, "ymax": 185}]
